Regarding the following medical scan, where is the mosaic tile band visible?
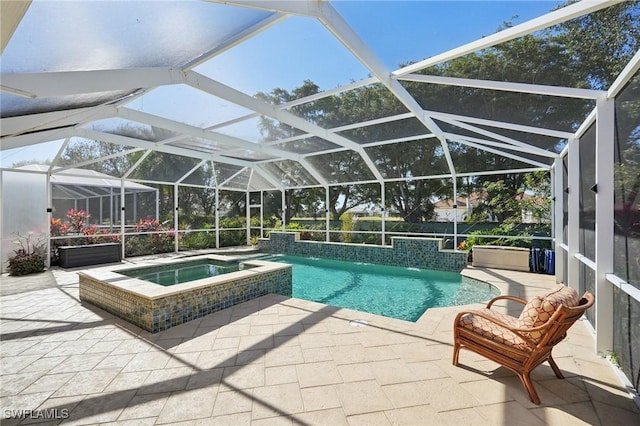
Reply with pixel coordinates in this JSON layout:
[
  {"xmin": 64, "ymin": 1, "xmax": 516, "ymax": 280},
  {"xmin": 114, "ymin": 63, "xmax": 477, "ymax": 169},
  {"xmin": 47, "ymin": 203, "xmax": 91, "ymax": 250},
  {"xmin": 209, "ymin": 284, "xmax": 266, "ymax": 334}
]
[{"xmin": 259, "ymin": 233, "xmax": 468, "ymax": 272}]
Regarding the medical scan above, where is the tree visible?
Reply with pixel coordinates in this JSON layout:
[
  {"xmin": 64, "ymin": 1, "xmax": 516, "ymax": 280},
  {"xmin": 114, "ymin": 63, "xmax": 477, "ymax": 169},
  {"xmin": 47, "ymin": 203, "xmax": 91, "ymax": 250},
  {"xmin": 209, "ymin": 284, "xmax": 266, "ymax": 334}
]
[
  {"xmin": 402, "ymin": 30, "xmax": 592, "ymax": 222},
  {"xmin": 467, "ymin": 177, "xmax": 520, "ymax": 223},
  {"xmin": 11, "ymin": 159, "xmax": 51, "ymax": 168},
  {"xmin": 403, "ymin": 1, "xmax": 639, "ymax": 223},
  {"xmin": 558, "ymin": 0, "xmax": 640, "ymax": 90},
  {"xmin": 387, "ymin": 180, "xmax": 436, "ymax": 223},
  {"xmin": 257, "ymin": 81, "xmax": 388, "ymax": 220},
  {"xmin": 218, "ymin": 190, "xmax": 246, "ymax": 221},
  {"xmin": 521, "ymin": 171, "xmax": 552, "ymax": 224},
  {"xmin": 59, "ymin": 140, "xmax": 136, "ymax": 176}
]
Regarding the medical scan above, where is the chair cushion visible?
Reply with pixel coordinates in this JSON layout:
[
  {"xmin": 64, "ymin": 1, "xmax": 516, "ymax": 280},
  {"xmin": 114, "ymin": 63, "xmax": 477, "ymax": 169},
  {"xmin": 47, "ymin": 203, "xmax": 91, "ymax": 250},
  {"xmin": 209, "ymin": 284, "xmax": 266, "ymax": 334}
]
[
  {"xmin": 459, "ymin": 309, "xmax": 532, "ymax": 351},
  {"xmin": 517, "ymin": 286, "xmax": 579, "ymax": 341}
]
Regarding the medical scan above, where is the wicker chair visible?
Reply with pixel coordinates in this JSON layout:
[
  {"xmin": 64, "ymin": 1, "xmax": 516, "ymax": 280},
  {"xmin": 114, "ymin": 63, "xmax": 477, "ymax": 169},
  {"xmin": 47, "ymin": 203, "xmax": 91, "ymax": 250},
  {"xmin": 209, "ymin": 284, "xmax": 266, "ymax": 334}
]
[{"xmin": 452, "ymin": 286, "xmax": 594, "ymax": 404}]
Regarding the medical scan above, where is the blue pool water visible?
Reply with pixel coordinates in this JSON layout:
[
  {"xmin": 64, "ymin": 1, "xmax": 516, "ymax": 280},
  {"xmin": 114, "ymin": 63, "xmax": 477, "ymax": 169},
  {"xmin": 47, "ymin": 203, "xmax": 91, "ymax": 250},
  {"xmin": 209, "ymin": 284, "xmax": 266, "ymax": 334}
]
[
  {"xmin": 120, "ymin": 259, "xmax": 251, "ymax": 286},
  {"xmin": 261, "ymin": 255, "xmax": 499, "ymax": 322}
]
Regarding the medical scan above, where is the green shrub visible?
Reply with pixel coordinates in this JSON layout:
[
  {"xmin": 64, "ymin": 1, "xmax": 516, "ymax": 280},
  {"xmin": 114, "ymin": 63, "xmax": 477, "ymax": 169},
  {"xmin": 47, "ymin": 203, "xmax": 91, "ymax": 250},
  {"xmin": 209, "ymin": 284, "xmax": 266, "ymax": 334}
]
[
  {"xmin": 464, "ymin": 223, "xmax": 534, "ymax": 251},
  {"xmin": 219, "ymin": 217, "xmax": 247, "ymax": 229},
  {"xmin": 285, "ymin": 222, "xmax": 304, "ymax": 231},
  {"xmin": 182, "ymin": 231, "xmax": 216, "ymax": 249},
  {"xmin": 9, "ymin": 251, "xmax": 45, "ymax": 276},
  {"xmin": 125, "ymin": 234, "xmax": 174, "ymax": 256},
  {"xmin": 124, "ymin": 219, "xmax": 175, "ymax": 256},
  {"xmin": 219, "ymin": 229, "xmax": 246, "ymax": 247}
]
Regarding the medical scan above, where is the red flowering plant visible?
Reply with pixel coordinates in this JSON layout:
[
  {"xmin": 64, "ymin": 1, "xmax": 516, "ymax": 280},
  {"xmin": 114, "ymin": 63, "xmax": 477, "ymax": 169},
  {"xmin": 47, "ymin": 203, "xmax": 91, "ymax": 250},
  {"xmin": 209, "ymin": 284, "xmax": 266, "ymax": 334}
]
[
  {"xmin": 457, "ymin": 240, "xmax": 473, "ymax": 263},
  {"xmin": 50, "ymin": 217, "xmax": 71, "ymax": 236},
  {"xmin": 49, "ymin": 209, "xmax": 120, "ymax": 264},
  {"xmin": 66, "ymin": 208, "xmax": 90, "ymax": 233},
  {"xmin": 135, "ymin": 218, "xmax": 164, "ymax": 233},
  {"xmin": 50, "ymin": 208, "xmax": 91, "ymax": 239}
]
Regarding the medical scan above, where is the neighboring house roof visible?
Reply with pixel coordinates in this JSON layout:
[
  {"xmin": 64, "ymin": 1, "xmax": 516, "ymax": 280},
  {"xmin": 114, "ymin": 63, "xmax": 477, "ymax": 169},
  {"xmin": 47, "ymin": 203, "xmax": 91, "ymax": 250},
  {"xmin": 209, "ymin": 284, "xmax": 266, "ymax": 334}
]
[{"xmin": 433, "ymin": 192, "xmax": 486, "ymax": 209}]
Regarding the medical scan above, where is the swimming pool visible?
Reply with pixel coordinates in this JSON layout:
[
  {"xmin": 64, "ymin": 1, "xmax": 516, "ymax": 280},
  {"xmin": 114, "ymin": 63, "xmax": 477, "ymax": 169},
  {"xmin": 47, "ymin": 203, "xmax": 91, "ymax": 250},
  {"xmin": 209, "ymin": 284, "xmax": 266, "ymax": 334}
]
[{"xmin": 261, "ymin": 254, "xmax": 499, "ymax": 322}]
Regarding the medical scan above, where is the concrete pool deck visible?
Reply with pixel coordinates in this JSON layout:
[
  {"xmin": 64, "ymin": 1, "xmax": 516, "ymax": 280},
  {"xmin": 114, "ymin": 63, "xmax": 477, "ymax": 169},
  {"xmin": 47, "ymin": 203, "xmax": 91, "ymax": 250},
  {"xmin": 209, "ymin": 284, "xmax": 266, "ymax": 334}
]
[{"xmin": 1, "ymin": 253, "xmax": 639, "ymax": 425}]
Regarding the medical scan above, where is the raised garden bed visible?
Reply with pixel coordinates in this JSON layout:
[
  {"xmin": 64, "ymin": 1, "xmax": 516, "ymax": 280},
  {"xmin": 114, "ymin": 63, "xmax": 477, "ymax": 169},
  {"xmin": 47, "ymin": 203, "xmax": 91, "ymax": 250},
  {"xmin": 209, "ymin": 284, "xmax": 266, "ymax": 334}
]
[
  {"xmin": 59, "ymin": 242, "xmax": 122, "ymax": 268},
  {"xmin": 471, "ymin": 245, "xmax": 530, "ymax": 272}
]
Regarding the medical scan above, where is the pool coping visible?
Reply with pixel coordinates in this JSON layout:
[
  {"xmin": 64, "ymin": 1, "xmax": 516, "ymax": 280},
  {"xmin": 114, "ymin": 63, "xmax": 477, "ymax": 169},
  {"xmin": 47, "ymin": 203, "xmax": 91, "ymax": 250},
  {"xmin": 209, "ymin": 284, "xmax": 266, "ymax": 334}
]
[
  {"xmin": 77, "ymin": 254, "xmax": 510, "ymax": 329},
  {"xmin": 413, "ymin": 267, "xmax": 532, "ymax": 324}
]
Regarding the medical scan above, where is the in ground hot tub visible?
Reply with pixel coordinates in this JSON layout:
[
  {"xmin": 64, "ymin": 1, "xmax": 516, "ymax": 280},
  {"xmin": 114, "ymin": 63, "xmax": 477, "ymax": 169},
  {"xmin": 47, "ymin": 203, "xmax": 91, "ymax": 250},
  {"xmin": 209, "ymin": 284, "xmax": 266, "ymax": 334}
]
[{"xmin": 79, "ymin": 255, "xmax": 292, "ymax": 333}]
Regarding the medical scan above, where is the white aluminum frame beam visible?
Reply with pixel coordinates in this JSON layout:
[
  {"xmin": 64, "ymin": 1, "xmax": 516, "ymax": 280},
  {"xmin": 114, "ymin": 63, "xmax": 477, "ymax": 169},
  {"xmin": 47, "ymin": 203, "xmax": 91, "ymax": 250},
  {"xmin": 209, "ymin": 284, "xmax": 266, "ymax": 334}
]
[
  {"xmin": 394, "ymin": 0, "xmax": 623, "ymax": 76},
  {"xmin": 48, "ymin": 138, "xmax": 71, "ymax": 174},
  {"xmin": 183, "ymin": 11, "xmax": 289, "ymax": 70},
  {"xmin": 184, "ymin": 70, "xmax": 385, "ymax": 182},
  {"xmin": 552, "ymin": 159, "xmax": 564, "ymax": 284},
  {"xmin": 54, "ymin": 147, "xmax": 145, "ymax": 174},
  {"xmin": 427, "ymin": 110, "xmax": 574, "ymax": 140},
  {"xmin": 328, "ymin": 112, "xmax": 416, "ymax": 134},
  {"xmin": 359, "ymin": 134, "xmax": 436, "ymax": 149},
  {"xmin": 447, "ymin": 135, "xmax": 553, "ymax": 170},
  {"xmin": 122, "ymin": 150, "xmax": 151, "ymax": 180},
  {"xmin": 204, "ymin": 0, "xmax": 322, "ymax": 17},
  {"xmin": 76, "ymin": 128, "xmax": 255, "ymax": 169},
  {"xmin": 446, "ymin": 132, "xmax": 556, "ymax": 160},
  {"xmin": 1, "ymin": 127, "xmax": 74, "ymax": 150},
  {"xmin": 0, "ymin": 68, "xmax": 183, "ymax": 98},
  {"xmin": 208, "ymin": 76, "xmax": 379, "ymax": 132},
  {"xmin": 438, "ymin": 117, "xmax": 560, "ymax": 159},
  {"xmin": 176, "ymin": 160, "xmax": 207, "ymax": 184},
  {"xmin": 1, "ymin": 105, "xmax": 115, "ymax": 141},
  {"xmin": 315, "ymin": 1, "xmax": 457, "ymax": 177},
  {"xmin": 566, "ymin": 136, "xmax": 581, "ymax": 295},
  {"xmin": 397, "ymin": 73, "xmax": 606, "ymax": 100},
  {"xmin": 117, "ymin": 107, "xmax": 303, "ymax": 162},
  {"xmin": 573, "ymin": 109, "xmax": 598, "ymax": 141},
  {"xmin": 261, "ymin": 111, "xmax": 416, "ymax": 148},
  {"xmin": 454, "ymin": 167, "xmax": 547, "ymax": 179},
  {"xmin": 264, "ymin": 107, "xmax": 574, "ymax": 148},
  {"xmin": 607, "ymin": 47, "xmax": 640, "ymax": 99},
  {"xmin": 594, "ymin": 98, "xmax": 615, "ymax": 355},
  {"xmin": 219, "ymin": 167, "xmax": 249, "ymax": 188}
]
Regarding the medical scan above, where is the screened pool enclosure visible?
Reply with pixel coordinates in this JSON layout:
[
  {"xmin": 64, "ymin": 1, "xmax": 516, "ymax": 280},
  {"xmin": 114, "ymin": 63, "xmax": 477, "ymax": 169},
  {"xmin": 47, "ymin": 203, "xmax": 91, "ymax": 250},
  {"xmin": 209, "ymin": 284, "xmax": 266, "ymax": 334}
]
[{"xmin": 1, "ymin": 1, "xmax": 639, "ymax": 392}]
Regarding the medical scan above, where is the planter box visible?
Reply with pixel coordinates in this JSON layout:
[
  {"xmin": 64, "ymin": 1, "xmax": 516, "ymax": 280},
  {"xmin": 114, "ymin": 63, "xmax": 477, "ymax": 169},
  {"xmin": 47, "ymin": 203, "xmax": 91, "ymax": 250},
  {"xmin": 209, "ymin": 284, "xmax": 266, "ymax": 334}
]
[
  {"xmin": 59, "ymin": 243, "xmax": 122, "ymax": 268},
  {"xmin": 472, "ymin": 245, "xmax": 530, "ymax": 272}
]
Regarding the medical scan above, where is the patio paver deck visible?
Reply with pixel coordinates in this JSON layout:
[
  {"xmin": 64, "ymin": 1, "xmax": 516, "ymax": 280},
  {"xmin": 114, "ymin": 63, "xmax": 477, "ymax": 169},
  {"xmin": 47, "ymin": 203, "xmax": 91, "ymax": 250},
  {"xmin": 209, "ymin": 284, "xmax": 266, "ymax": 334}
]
[{"xmin": 1, "ymin": 257, "xmax": 638, "ymax": 425}]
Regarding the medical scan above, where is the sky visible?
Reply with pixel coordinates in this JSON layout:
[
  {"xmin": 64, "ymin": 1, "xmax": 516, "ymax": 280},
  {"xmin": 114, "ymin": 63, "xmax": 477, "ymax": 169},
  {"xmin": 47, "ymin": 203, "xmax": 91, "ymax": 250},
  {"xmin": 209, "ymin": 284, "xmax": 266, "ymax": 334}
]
[
  {"xmin": 2, "ymin": 0, "xmax": 565, "ymax": 168},
  {"xmin": 194, "ymin": 0, "xmax": 566, "ymax": 94}
]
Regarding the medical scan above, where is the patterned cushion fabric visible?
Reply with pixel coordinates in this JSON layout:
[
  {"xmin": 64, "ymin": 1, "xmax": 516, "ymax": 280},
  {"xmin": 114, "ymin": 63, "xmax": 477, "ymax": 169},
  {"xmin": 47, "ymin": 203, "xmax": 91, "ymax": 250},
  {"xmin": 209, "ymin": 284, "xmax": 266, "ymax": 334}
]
[
  {"xmin": 517, "ymin": 286, "xmax": 580, "ymax": 341},
  {"xmin": 459, "ymin": 309, "xmax": 532, "ymax": 352}
]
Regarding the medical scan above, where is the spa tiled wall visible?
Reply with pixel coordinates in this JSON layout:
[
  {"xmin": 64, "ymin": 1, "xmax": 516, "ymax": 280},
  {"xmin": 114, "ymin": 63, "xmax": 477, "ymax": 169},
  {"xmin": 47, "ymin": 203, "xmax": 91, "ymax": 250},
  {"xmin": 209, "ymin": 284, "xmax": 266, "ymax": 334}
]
[
  {"xmin": 80, "ymin": 268, "xmax": 292, "ymax": 333},
  {"xmin": 80, "ymin": 274, "xmax": 154, "ymax": 330},
  {"xmin": 259, "ymin": 232, "xmax": 468, "ymax": 272}
]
